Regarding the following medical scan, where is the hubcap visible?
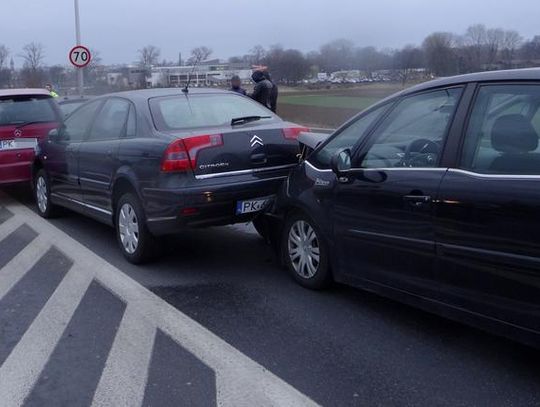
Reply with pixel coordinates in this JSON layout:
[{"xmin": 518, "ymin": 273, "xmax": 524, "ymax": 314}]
[
  {"xmin": 288, "ymin": 220, "xmax": 320, "ymax": 278},
  {"xmin": 118, "ymin": 203, "xmax": 139, "ymax": 254},
  {"xmin": 36, "ymin": 176, "xmax": 48, "ymax": 213}
]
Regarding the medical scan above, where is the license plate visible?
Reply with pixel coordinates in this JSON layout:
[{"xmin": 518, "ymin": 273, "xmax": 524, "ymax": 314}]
[
  {"xmin": 0, "ymin": 140, "xmax": 15, "ymax": 150},
  {"xmin": 236, "ymin": 197, "xmax": 273, "ymax": 215}
]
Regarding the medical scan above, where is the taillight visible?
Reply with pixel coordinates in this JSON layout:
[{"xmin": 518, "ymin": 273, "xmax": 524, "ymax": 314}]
[
  {"xmin": 282, "ymin": 126, "xmax": 310, "ymax": 140},
  {"xmin": 161, "ymin": 134, "xmax": 223, "ymax": 173}
]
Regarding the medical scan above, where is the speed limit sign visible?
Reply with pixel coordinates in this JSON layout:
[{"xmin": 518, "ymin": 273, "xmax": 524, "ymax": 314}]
[{"xmin": 69, "ymin": 45, "xmax": 91, "ymax": 68}]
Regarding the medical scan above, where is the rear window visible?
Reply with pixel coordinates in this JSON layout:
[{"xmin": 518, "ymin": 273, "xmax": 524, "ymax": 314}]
[
  {"xmin": 150, "ymin": 94, "xmax": 276, "ymax": 131},
  {"xmin": 0, "ymin": 95, "xmax": 57, "ymax": 126},
  {"xmin": 59, "ymin": 101, "xmax": 85, "ymax": 117}
]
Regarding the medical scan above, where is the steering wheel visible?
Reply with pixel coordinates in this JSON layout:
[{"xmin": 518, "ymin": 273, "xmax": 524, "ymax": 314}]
[{"xmin": 402, "ymin": 139, "xmax": 440, "ymax": 167}]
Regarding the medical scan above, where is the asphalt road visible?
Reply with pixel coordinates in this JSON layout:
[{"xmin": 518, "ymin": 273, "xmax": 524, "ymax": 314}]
[{"xmin": 3, "ymin": 185, "xmax": 540, "ymax": 407}]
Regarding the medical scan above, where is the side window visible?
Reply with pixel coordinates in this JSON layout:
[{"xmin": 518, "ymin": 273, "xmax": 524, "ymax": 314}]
[
  {"xmin": 360, "ymin": 87, "xmax": 463, "ymax": 168},
  {"xmin": 88, "ymin": 98, "xmax": 131, "ymax": 141},
  {"xmin": 461, "ymin": 85, "xmax": 540, "ymax": 175},
  {"xmin": 62, "ymin": 101, "xmax": 101, "ymax": 142},
  {"xmin": 310, "ymin": 103, "xmax": 389, "ymax": 169},
  {"xmin": 126, "ymin": 105, "xmax": 137, "ymax": 138}
]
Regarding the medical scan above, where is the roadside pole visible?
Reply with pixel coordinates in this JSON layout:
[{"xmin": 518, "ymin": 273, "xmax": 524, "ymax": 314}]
[{"xmin": 74, "ymin": 0, "xmax": 84, "ymax": 96}]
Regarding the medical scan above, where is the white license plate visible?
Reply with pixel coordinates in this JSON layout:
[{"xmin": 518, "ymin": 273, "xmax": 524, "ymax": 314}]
[
  {"xmin": 0, "ymin": 140, "xmax": 15, "ymax": 150},
  {"xmin": 236, "ymin": 197, "xmax": 273, "ymax": 215}
]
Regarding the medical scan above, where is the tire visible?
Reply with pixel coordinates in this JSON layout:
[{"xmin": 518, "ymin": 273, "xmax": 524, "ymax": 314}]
[
  {"xmin": 281, "ymin": 211, "xmax": 331, "ymax": 289},
  {"xmin": 252, "ymin": 216, "xmax": 270, "ymax": 241},
  {"xmin": 115, "ymin": 193, "xmax": 156, "ymax": 264},
  {"xmin": 34, "ymin": 169, "xmax": 58, "ymax": 218}
]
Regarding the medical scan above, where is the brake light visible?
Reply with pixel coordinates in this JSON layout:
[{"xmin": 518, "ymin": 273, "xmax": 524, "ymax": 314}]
[
  {"xmin": 161, "ymin": 134, "xmax": 223, "ymax": 172},
  {"xmin": 282, "ymin": 126, "xmax": 309, "ymax": 140}
]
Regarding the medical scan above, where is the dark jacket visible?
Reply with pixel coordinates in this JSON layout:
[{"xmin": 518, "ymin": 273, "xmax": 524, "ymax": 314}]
[
  {"xmin": 263, "ymin": 71, "xmax": 279, "ymax": 113},
  {"xmin": 231, "ymin": 86, "xmax": 247, "ymax": 96},
  {"xmin": 250, "ymin": 71, "xmax": 273, "ymax": 108}
]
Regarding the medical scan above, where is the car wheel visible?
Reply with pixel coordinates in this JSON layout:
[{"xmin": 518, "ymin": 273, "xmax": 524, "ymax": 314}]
[
  {"xmin": 252, "ymin": 216, "xmax": 270, "ymax": 241},
  {"xmin": 115, "ymin": 193, "xmax": 155, "ymax": 264},
  {"xmin": 282, "ymin": 212, "xmax": 331, "ymax": 289},
  {"xmin": 34, "ymin": 169, "xmax": 57, "ymax": 218}
]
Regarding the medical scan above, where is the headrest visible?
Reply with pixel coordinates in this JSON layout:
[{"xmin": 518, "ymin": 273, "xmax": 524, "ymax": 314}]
[{"xmin": 491, "ymin": 114, "xmax": 538, "ymax": 153}]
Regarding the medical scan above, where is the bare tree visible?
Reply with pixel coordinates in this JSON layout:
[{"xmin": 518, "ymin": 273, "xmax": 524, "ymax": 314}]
[
  {"xmin": 501, "ymin": 30, "xmax": 523, "ymax": 67},
  {"xmin": 21, "ymin": 42, "xmax": 45, "ymax": 71},
  {"xmin": 249, "ymin": 45, "xmax": 266, "ymax": 65},
  {"xmin": 394, "ymin": 45, "xmax": 424, "ymax": 86},
  {"xmin": 0, "ymin": 45, "xmax": 9, "ymax": 69},
  {"xmin": 188, "ymin": 46, "xmax": 212, "ymax": 65},
  {"xmin": 485, "ymin": 28, "xmax": 505, "ymax": 66},
  {"xmin": 423, "ymin": 32, "xmax": 457, "ymax": 76},
  {"xmin": 138, "ymin": 45, "xmax": 161, "ymax": 67}
]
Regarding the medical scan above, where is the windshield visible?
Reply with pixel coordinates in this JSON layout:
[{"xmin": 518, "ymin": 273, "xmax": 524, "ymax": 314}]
[
  {"xmin": 0, "ymin": 95, "xmax": 57, "ymax": 126},
  {"xmin": 59, "ymin": 101, "xmax": 85, "ymax": 117},
  {"xmin": 150, "ymin": 94, "xmax": 277, "ymax": 131}
]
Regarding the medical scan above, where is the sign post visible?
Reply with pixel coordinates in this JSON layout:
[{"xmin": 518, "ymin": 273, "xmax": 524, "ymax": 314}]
[
  {"xmin": 69, "ymin": 45, "xmax": 91, "ymax": 96},
  {"xmin": 74, "ymin": 0, "xmax": 84, "ymax": 96}
]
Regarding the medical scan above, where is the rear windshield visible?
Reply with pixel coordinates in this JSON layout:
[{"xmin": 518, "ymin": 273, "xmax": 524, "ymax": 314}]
[
  {"xmin": 150, "ymin": 94, "xmax": 276, "ymax": 131},
  {"xmin": 0, "ymin": 95, "xmax": 57, "ymax": 126}
]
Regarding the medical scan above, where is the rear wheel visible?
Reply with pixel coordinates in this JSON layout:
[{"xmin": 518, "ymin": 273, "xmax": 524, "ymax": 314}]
[
  {"xmin": 34, "ymin": 169, "xmax": 58, "ymax": 218},
  {"xmin": 115, "ymin": 193, "xmax": 156, "ymax": 264},
  {"xmin": 282, "ymin": 212, "xmax": 331, "ymax": 289}
]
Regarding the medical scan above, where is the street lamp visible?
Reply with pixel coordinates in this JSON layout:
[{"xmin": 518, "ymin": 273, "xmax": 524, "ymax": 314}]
[{"xmin": 74, "ymin": 0, "xmax": 84, "ymax": 96}]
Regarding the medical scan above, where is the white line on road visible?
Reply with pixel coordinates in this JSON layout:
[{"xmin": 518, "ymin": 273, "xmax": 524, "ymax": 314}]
[
  {"xmin": 0, "ymin": 193, "xmax": 320, "ymax": 407},
  {"xmin": 0, "ymin": 266, "xmax": 94, "ymax": 407},
  {"xmin": 91, "ymin": 306, "xmax": 156, "ymax": 407}
]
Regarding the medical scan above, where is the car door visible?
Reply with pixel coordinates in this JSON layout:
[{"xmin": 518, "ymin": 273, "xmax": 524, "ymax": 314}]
[
  {"xmin": 78, "ymin": 97, "xmax": 132, "ymax": 214},
  {"xmin": 435, "ymin": 83, "xmax": 540, "ymax": 335},
  {"xmin": 331, "ymin": 87, "xmax": 464, "ymax": 296},
  {"xmin": 47, "ymin": 100, "xmax": 102, "ymax": 202}
]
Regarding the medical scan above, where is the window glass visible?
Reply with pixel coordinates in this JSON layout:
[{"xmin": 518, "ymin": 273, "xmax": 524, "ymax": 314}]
[
  {"xmin": 62, "ymin": 100, "xmax": 101, "ymax": 142},
  {"xmin": 310, "ymin": 103, "xmax": 389, "ymax": 169},
  {"xmin": 126, "ymin": 105, "xmax": 137, "ymax": 138},
  {"xmin": 88, "ymin": 98, "xmax": 130, "ymax": 141},
  {"xmin": 461, "ymin": 85, "xmax": 540, "ymax": 175},
  {"xmin": 360, "ymin": 88, "xmax": 462, "ymax": 168},
  {"xmin": 0, "ymin": 95, "xmax": 56, "ymax": 125},
  {"xmin": 150, "ymin": 94, "xmax": 276, "ymax": 131}
]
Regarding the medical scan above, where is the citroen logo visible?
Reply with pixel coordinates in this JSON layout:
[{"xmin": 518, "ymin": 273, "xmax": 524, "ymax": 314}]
[{"xmin": 250, "ymin": 135, "xmax": 263, "ymax": 148}]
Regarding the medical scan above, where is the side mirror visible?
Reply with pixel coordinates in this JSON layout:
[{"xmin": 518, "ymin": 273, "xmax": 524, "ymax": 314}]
[
  {"xmin": 47, "ymin": 128, "xmax": 59, "ymax": 142},
  {"xmin": 331, "ymin": 148, "xmax": 352, "ymax": 177}
]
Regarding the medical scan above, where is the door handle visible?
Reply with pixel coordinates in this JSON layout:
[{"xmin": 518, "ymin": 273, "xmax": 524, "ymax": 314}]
[
  {"xmin": 251, "ymin": 153, "xmax": 267, "ymax": 165},
  {"xmin": 403, "ymin": 195, "xmax": 432, "ymax": 207}
]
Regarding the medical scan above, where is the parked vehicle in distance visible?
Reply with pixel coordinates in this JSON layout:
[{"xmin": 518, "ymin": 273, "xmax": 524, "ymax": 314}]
[
  {"xmin": 57, "ymin": 95, "xmax": 94, "ymax": 118},
  {"xmin": 270, "ymin": 68, "xmax": 540, "ymax": 348},
  {"xmin": 32, "ymin": 88, "xmax": 307, "ymax": 263},
  {"xmin": 0, "ymin": 89, "xmax": 61, "ymax": 185}
]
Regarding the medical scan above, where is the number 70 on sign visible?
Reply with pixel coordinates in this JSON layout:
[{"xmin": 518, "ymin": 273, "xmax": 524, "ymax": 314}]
[{"xmin": 69, "ymin": 45, "xmax": 92, "ymax": 68}]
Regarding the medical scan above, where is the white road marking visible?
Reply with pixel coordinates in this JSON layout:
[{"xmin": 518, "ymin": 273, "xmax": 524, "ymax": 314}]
[
  {"xmin": 0, "ymin": 194, "xmax": 320, "ymax": 407},
  {"xmin": 0, "ymin": 266, "xmax": 93, "ymax": 406},
  {"xmin": 91, "ymin": 306, "xmax": 156, "ymax": 407},
  {"xmin": 0, "ymin": 215, "xmax": 24, "ymax": 242},
  {"xmin": 0, "ymin": 236, "xmax": 51, "ymax": 301}
]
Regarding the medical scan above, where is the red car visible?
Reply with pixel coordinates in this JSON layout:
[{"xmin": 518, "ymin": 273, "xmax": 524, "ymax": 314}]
[{"xmin": 0, "ymin": 89, "xmax": 61, "ymax": 185}]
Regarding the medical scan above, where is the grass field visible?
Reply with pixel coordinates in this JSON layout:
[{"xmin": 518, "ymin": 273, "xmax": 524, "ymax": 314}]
[{"xmin": 277, "ymin": 83, "xmax": 404, "ymax": 129}]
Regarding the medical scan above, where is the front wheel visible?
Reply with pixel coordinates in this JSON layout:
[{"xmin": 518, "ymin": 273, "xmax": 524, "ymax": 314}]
[
  {"xmin": 281, "ymin": 212, "xmax": 331, "ymax": 289},
  {"xmin": 115, "ymin": 193, "xmax": 156, "ymax": 264},
  {"xmin": 34, "ymin": 169, "xmax": 58, "ymax": 218}
]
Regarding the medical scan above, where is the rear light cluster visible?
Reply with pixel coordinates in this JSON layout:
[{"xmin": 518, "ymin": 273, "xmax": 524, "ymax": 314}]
[
  {"xmin": 282, "ymin": 126, "xmax": 310, "ymax": 140},
  {"xmin": 161, "ymin": 134, "xmax": 223, "ymax": 172}
]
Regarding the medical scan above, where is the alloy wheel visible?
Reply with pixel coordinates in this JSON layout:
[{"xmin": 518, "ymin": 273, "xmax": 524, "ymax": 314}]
[
  {"xmin": 288, "ymin": 220, "xmax": 321, "ymax": 278},
  {"xmin": 118, "ymin": 203, "xmax": 139, "ymax": 254},
  {"xmin": 36, "ymin": 176, "xmax": 48, "ymax": 214}
]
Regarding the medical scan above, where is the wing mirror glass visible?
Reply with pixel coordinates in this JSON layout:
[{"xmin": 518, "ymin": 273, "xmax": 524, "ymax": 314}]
[{"xmin": 331, "ymin": 148, "xmax": 352, "ymax": 176}]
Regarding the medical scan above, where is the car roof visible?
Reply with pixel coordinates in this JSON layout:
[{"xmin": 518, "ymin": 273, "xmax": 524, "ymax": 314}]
[
  {"xmin": 58, "ymin": 95, "xmax": 94, "ymax": 104},
  {"xmin": 0, "ymin": 88, "xmax": 52, "ymax": 98},
  {"xmin": 99, "ymin": 87, "xmax": 235, "ymax": 102},
  {"xmin": 403, "ymin": 68, "xmax": 540, "ymax": 96}
]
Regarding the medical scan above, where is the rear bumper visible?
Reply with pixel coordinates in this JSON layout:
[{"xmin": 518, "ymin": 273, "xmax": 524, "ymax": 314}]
[{"xmin": 142, "ymin": 175, "xmax": 287, "ymax": 236}]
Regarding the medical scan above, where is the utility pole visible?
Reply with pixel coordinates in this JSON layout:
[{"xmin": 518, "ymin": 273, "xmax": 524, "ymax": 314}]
[{"xmin": 74, "ymin": 0, "xmax": 84, "ymax": 95}]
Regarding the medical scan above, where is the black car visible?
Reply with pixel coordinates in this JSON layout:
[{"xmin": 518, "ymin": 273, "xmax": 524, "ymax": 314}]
[
  {"xmin": 32, "ymin": 88, "xmax": 307, "ymax": 263},
  {"xmin": 271, "ymin": 68, "xmax": 540, "ymax": 348}
]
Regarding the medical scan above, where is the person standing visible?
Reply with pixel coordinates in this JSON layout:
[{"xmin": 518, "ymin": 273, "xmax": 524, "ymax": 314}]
[
  {"xmin": 230, "ymin": 75, "xmax": 247, "ymax": 95},
  {"xmin": 263, "ymin": 71, "xmax": 278, "ymax": 113},
  {"xmin": 45, "ymin": 84, "xmax": 59, "ymax": 98},
  {"xmin": 249, "ymin": 71, "xmax": 273, "ymax": 108}
]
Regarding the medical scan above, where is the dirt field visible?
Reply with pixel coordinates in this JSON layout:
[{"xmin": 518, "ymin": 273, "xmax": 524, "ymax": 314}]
[{"xmin": 277, "ymin": 83, "xmax": 404, "ymax": 129}]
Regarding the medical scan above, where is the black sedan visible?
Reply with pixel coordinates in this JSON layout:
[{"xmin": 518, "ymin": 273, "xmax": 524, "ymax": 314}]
[
  {"xmin": 271, "ymin": 68, "xmax": 540, "ymax": 348},
  {"xmin": 32, "ymin": 88, "xmax": 307, "ymax": 263}
]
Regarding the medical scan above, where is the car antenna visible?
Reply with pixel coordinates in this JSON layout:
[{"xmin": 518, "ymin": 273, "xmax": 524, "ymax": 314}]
[{"xmin": 182, "ymin": 55, "xmax": 202, "ymax": 94}]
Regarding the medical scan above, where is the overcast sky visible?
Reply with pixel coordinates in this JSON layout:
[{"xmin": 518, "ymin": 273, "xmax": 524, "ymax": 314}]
[{"xmin": 3, "ymin": 0, "xmax": 540, "ymax": 66}]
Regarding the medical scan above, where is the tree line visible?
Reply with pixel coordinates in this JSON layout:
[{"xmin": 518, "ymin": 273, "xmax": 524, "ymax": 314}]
[{"xmin": 2, "ymin": 24, "xmax": 540, "ymax": 90}]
